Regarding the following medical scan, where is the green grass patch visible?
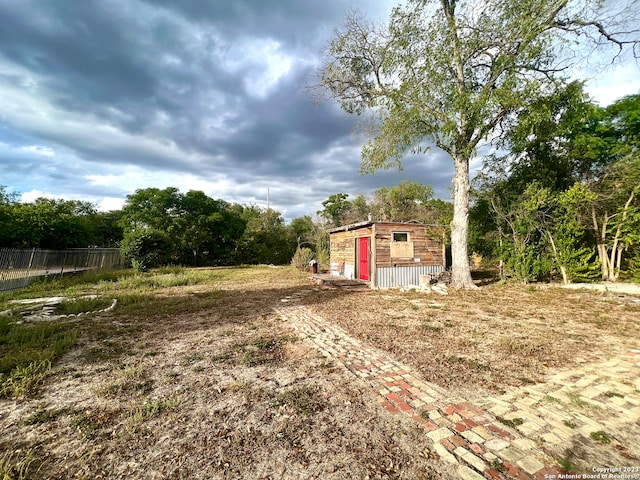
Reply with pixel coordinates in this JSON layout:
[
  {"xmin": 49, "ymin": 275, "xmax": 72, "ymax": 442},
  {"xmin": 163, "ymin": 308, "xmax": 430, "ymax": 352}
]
[
  {"xmin": 0, "ymin": 448, "xmax": 37, "ymax": 480},
  {"xmin": 0, "ymin": 316, "xmax": 78, "ymax": 398},
  {"xmin": 54, "ymin": 296, "xmax": 114, "ymax": 315},
  {"xmin": 275, "ymin": 385, "xmax": 326, "ymax": 416},
  {"xmin": 590, "ymin": 430, "xmax": 612, "ymax": 444},
  {"xmin": 496, "ymin": 416, "xmax": 524, "ymax": 427}
]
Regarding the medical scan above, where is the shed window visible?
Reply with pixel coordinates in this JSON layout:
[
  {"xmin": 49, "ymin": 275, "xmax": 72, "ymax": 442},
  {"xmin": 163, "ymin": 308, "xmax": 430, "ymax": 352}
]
[{"xmin": 393, "ymin": 232, "xmax": 409, "ymax": 242}]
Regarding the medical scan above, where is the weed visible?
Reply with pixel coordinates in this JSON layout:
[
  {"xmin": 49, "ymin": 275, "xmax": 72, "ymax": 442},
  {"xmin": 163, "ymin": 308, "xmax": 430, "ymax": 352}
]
[
  {"xmin": 564, "ymin": 391, "xmax": 592, "ymax": 409},
  {"xmin": 557, "ymin": 456, "xmax": 578, "ymax": 472},
  {"xmin": 421, "ymin": 324, "xmax": 441, "ymax": 333},
  {"xmin": 491, "ymin": 458, "xmax": 507, "ymax": 473},
  {"xmin": 54, "ymin": 296, "xmax": 114, "ymax": 315},
  {"xmin": 563, "ymin": 419, "xmax": 577, "ymax": 429},
  {"xmin": 498, "ymin": 337, "xmax": 543, "ymax": 355},
  {"xmin": 122, "ymin": 395, "xmax": 183, "ymax": 436},
  {"xmin": 275, "ymin": 385, "xmax": 326, "ymax": 416},
  {"xmin": 0, "ymin": 316, "xmax": 78, "ymax": 391},
  {"xmin": 0, "ymin": 360, "xmax": 51, "ymax": 398},
  {"xmin": 0, "ymin": 448, "xmax": 37, "ymax": 480},
  {"xmin": 22, "ymin": 405, "xmax": 73, "ymax": 425},
  {"xmin": 590, "ymin": 431, "xmax": 612, "ymax": 444},
  {"xmin": 496, "ymin": 416, "xmax": 524, "ymax": 427},
  {"xmin": 182, "ymin": 353, "xmax": 204, "ymax": 365},
  {"xmin": 544, "ymin": 395, "xmax": 563, "ymax": 404}
]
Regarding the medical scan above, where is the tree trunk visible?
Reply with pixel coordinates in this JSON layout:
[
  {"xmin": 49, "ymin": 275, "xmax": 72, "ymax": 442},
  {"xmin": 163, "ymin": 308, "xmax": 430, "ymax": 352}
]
[
  {"xmin": 450, "ymin": 154, "xmax": 477, "ymax": 289},
  {"xmin": 547, "ymin": 231, "xmax": 568, "ymax": 284}
]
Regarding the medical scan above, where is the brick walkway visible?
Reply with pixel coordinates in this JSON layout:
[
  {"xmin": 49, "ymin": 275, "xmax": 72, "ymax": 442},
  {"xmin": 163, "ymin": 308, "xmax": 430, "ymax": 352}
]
[{"xmin": 275, "ymin": 295, "xmax": 640, "ymax": 480}]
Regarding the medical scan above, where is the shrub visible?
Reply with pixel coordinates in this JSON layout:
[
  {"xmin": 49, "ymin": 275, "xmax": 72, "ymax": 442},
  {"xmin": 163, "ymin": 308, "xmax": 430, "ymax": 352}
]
[
  {"xmin": 120, "ymin": 229, "xmax": 173, "ymax": 272},
  {"xmin": 291, "ymin": 247, "xmax": 315, "ymax": 271}
]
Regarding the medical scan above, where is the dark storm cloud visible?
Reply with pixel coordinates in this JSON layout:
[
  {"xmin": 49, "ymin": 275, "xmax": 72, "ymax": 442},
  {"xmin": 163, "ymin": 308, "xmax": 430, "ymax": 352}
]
[{"xmin": 0, "ymin": 0, "xmax": 461, "ymax": 219}]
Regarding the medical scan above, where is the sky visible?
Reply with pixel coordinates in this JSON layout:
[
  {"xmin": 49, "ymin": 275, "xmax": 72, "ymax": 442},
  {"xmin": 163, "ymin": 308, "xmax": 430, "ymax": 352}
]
[{"xmin": 0, "ymin": 0, "xmax": 638, "ymax": 222}]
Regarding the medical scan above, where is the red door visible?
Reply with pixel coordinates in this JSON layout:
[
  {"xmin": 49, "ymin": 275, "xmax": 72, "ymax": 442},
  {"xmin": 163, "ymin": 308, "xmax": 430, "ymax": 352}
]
[{"xmin": 358, "ymin": 237, "xmax": 370, "ymax": 281}]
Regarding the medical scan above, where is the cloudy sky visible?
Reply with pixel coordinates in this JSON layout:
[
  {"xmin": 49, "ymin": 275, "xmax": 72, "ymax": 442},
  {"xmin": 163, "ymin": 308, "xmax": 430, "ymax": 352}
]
[{"xmin": 1, "ymin": 0, "xmax": 638, "ymax": 222}]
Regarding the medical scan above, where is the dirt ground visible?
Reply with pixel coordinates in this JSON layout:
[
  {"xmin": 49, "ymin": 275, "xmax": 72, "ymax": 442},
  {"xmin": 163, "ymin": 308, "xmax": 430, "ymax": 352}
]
[{"xmin": 1, "ymin": 268, "xmax": 639, "ymax": 479}]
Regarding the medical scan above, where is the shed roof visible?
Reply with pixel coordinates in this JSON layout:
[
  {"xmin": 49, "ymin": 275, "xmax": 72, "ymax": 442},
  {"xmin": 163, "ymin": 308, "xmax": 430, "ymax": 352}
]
[{"xmin": 327, "ymin": 221, "xmax": 442, "ymax": 234}]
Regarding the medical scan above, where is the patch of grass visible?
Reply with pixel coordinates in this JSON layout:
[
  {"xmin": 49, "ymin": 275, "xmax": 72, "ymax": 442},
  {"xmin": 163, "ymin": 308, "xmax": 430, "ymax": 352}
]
[
  {"xmin": 54, "ymin": 296, "xmax": 114, "ymax": 315},
  {"xmin": 557, "ymin": 456, "xmax": 578, "ymax": 472},
  {"xmin": 544, "ymin": 395, "xmax": 563, "ymax": 404},
  {"xmin": 275, "ymin": 385, "xmax": 326, "ymax": 416},
  {"xmin": 496, "ymin": 416, "xmax": 524, "ymax": 427},
  {"xmin": 216, "ymin": 335, "xmax": 294, "ymax": 367},
  {"xmin": 82, "ymin": 340, "xmax": 127, "ymax": 363},
  {"xmin": 563, "ymin": 419, "xmax": 577, "ymax": 429},
  {"xmin": 182, "ymin": 353, "xmax": 204, "ymax": 365},
  {"xmin": 564, "ymin": 391, "xmax": 592, "ymax": 408},
  {"xmin": 94, "ymin": 363, "xmax": 152, "ymax": 398},
  {"xmin": 22, "ymin": 405, "xmax": 74, "ymax": 425},
  {"xmin": 498, "ymin": 337, "xmax": 543, "ymax": 355},
  {"xmin": 590, "ymin": 430, "xmax": 612, "ymax": 444},
  {"xmin": 122, "ymin": 395, "xmax": 183, "ymax": 436},
  {"xmin": 0, "ymin": 448, "xmax": 37, "ymax": 480},
  {"xmin": 421, "ymin": 324, "xmax": 441, "ymax": 333},
  {"xmin": 72, "ymin": 408, "xmax": 123, "ymax": 441},
  {"xmin": 0, "ymin": 316, "xmax": 78, "ymax": 381}
]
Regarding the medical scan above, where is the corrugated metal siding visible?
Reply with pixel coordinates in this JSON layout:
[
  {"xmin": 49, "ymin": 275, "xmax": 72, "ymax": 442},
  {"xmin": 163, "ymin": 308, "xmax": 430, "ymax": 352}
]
[{"xmin": 375, "ymin": 265, "xmax": 444, "ymax": 288}]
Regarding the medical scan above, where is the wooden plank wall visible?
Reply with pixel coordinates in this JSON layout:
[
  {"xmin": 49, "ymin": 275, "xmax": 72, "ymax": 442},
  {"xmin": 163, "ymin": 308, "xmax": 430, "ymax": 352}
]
[
  {"xmin": 374, "ymin": 224, "xmax": 444, "ymax": 268},
  {"xmin": 329, "ymin": 226, "xmax": 373, "ymax": 265}
]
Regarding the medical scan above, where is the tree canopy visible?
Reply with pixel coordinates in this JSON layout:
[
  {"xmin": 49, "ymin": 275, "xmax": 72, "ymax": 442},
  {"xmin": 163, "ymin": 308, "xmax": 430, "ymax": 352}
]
[{"xmin": 318, "ymin": 0, "xmax": 639, "ymax": 288}]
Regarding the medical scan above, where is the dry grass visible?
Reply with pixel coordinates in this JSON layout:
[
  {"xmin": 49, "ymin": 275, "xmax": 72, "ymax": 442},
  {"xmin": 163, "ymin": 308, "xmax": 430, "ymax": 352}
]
[
  {"xmin": 305, "ymin": 281, "xmax": 640, "ymax": 398},
  {"xmin": 2, "ymin": 266, "xmax": 638, "ymax": 478},
  {"xmin": 0, "ymin": 266, "xmax": 452, "ymax": 479}
]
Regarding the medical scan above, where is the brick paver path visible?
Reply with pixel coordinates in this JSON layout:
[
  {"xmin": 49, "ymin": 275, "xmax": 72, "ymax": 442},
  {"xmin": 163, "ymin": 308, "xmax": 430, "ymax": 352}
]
[{"xmin": 276, "ymin": 294, "xmax": 640, "ymax": 480}]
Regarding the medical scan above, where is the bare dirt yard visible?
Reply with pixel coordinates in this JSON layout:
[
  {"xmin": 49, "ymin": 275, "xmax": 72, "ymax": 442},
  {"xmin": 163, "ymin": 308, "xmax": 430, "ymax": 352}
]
[{"xmin": 1, "ymin": 266, "xmax": 639, "ymax": 479}]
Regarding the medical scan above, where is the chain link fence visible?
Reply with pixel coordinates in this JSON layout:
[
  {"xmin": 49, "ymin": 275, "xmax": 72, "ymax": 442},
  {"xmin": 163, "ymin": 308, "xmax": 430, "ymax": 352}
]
[{"xmin": 0, "ymin": 248, "xmax": 129, "ymax": 293}]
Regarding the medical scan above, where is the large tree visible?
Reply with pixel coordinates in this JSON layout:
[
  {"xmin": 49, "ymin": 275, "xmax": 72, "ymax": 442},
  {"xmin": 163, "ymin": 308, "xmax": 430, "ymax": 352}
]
[{"xmin": 318, "ymin": 0, "xmax": 639, "ymax": 288}]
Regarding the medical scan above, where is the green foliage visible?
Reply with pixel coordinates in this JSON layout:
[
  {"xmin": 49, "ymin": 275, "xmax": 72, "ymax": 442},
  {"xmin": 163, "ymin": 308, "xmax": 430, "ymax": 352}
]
[
  {"xmin": 54, "ymin": 297, "xmax": 114, "ymax": 315},
  {"xmin": 0, "ymin": 316, "xmax": 78, "ymax": 398},
  {"xmin": 120, "ymin": 228, "xmax": 173, "ymax": 272},
  {"xmin": 0, "ymin": 448, "xmax": 37, "ymax": 480},
  {"xmin": 234, "ymin": 206, "xmax": 296, "ymax": 265},
  {"xmin": 319, "ymin": 193, "xmax": 351, "ymax": 227},
  {"xmin": 319, "ymin": 0, "xmax": 637, "ymax": 288},
  {"xmin": 291, "ymin": 247, "xmax": 315, "ymax": 271}
]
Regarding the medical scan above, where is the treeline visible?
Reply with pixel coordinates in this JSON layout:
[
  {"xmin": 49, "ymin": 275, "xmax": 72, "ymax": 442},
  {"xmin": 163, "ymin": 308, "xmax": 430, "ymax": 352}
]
[
  {"xmin": 2, "ymin": 85, "xmax": 637, "ymax": 282},
  {"xmin": 0, "ymin": 181, "xmax": 451, "ymax": 272},
  {"xmin": 0, "ymin": 187, "xmax": 307, "ymax": 270},
  {"xmin": 470, "ymin": 85, "xmax": 640, "ymax": 283}
]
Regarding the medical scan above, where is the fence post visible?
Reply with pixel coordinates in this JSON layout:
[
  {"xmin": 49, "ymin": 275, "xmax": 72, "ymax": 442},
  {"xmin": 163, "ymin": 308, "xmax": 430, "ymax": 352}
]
[{"xmin": 27, "ymin": 248, "xmax": 35, "ymax": 278}]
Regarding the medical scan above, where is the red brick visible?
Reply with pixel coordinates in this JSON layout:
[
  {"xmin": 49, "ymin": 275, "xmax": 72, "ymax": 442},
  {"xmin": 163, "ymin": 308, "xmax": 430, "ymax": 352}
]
[
  {"xmin": 381, "ymin": 401, "xmax": 399, "ymax": 414},
  {"xmin": 399, "ymin": 389, "xmax": 415, "ymax": 399},
  {"xmin": 414, "ymin": 417, "xmax": 438, "ymax": 431},
  {"xmin": 470, "ymin": 443, "xmax": 483, "ymax": 455},
  {"xmin": 535, "ymin": 467, "xmax": 564, "ymax": 480},
  {"xmin": 451, "ymin": 435, "xmax": 469, "ymax": 448},
  {"xmin": 442, "ymin": 405, "xmax": 456, "ymax": 415},
  {"xmin": 397, "ymin": 380, "xmax": 412, "ymax": 390},
  {"xmin": 463, "ymin": 418, "xmax": 478, "ymax": 428},
  {"xmin": 485, "ymin": 468, "xmax": 502, "ymax": 479},
  {"xmin": 442, "ymin": 438, "xmax": 456, "ymax": 451},
  {"xmin": 454, "ymin": 422, "xmax": 467, "ymax": 433},
  {"xmin": 396, "ymin": 401, "xmax": 413, "ymax": 413},
  {"xmin": 385, "ymin": 392, "xmax": 402, "ymax": 403},
  {"xmin": 488, "ymin": 424, "xmax": 512, "ymax": 439}
]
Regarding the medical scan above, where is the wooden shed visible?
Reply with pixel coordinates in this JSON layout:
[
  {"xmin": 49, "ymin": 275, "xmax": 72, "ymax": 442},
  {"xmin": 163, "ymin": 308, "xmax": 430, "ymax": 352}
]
[{"xmin": 327, "ymin": 221, "xmax": 446, "ymax": 288}]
